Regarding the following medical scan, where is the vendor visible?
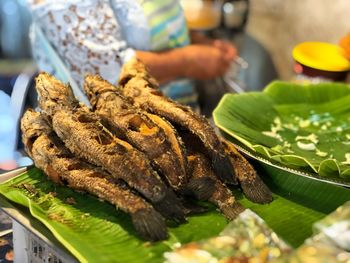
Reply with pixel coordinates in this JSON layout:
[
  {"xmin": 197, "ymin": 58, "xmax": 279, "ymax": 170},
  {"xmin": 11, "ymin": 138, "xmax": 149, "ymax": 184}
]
[{"xmin": 27, "ymin": 0, "xmax": 236, "ymax": 109}]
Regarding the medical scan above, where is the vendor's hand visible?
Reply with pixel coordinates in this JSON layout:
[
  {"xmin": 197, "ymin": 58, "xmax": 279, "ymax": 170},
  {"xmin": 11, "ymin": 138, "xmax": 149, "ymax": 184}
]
[
  {"xmin": 190, "ymin": 31, "xmax": 237, "ymax": 61},
  {"xmin": 212, "ymin": 39, "xmax": 237, "ymax": 62},
  {"xmin": 181, "ymin": 44, "xmax": 236, "ymax": 80}
]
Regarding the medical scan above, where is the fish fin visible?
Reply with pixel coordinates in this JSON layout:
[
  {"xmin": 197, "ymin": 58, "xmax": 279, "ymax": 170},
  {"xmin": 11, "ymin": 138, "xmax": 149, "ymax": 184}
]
[
  {"xmin": 220, "ymin": 203, "xmax": 245, "ymax": 221},
  {"xmin": 131, "ymin": 208, "xmax": 168, "ymax": 241},
  {"xmin": 181, "ymin": 199, "xmax": 209, "ymax": 215},
  {"xmin": 213, "ymin": 153, "xmax": 238, "ymax": 185},
  {"xmin": 153, "ymin": 189, "xmax": 187, "ymax": 224},
  {"xmin": 241, "ymin": 175, "xmax": 273, "ymax": 204},
  {"xmin": 181, "ymin": 177, "xmax": 216, "ymax": 201}
]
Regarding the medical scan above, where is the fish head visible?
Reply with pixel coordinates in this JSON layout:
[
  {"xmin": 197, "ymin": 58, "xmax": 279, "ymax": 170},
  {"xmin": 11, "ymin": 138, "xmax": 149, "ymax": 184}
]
[
  {"xmin": 21, "ymin": 109, "xmax": 51, "ymax": 155},
  {"xmin": 35, "ymin": 73, "xmax": 78, "ymax": 115},
  {"xmin": 84, "ymin": 75, "xmax": 123, "ymax": 107}
]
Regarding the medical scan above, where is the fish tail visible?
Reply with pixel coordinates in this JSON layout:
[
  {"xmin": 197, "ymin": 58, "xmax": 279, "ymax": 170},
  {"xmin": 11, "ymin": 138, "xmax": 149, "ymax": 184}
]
[
  {"xmin": 241, "ymin": 175, "xmax": 273, "ymax": 204},
  {"xmin": 153, "ymin": 189, "xmax": 187, "ymax": 224},
  {"xmin": 181, "ymin": 177, "xmax": 216, "ymax": 201},
  {"xmin": 220, "ymin": 202, "xmax": 245, "ymax": 220},
  {"xmin": 131, "ymin": 208, "xmax": 168, "ymax": 241},
  {"xmin": 212, "ymin": 153, "xmax": 238, "ymax": 185},
  {"xmin": 181, "ymin": 198, "xmax": 209, "ymax": 215}
]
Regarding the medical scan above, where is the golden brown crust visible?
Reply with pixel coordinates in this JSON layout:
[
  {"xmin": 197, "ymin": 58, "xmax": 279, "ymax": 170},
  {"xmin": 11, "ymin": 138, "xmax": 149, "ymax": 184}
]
[
  {"xmin": 52, "ymin": 108, "xmax": 167, "ymax": 203},
  {"xmin": 21, "ymin": 109, "xmax": 151, "ymax": 213},
  {"xmin": 188, "ymin": 153, "xmax": 245, "ymax": 220},
  {"xmin": 35, "ymin": 73, "xmax": 80, "ymax": 115},
  {"xmin": 21, "ymin": 109, "xmax": 168, "ymax": 241},
  {"xmin": 119, "ymin": 59, "xmax": 236, "ymax": 185},
  {"xmin": 84, "ymin": 75, "xmax": 188, "ymax": 190},
  {"xmin": 221, "ymin": 140, "xmax": 273, "ymax": 204}
]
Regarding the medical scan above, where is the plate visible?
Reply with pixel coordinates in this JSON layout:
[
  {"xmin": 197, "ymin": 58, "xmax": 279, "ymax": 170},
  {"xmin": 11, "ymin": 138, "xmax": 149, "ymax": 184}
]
[{"xmin": 213, "ymin": 81, "xmax": 350, "ymax": 185}]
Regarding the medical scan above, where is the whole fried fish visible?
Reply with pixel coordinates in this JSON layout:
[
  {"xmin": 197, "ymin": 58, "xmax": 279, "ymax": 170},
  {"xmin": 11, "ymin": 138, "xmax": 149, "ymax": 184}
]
[
  {"xmin": 188, "ymin": 153, "xmax": 245, "ymax": 220},
  {"xmin": 35, "ymin": 73, "xmax": 185, "ymax": 222},
  {"xmin": 181, "ymin": 126, "xmax": 272, "ymax": 204},
  {"xmin": 118, "ymin": 59, "xmax": 237, "ymax": 185},
  {"xmin": 84, "ymin": 75, "xmax": 188, "ymax": 191},
  {"xmin": 21, "ymin": 109, "xmax": 167, "ymax": 241},
  {"xmin": 221, "ymin": 140, "xmax": 273, "ymax": 204},
  {"xmin": 142, "ymin": 112, "xmax": 214, "ymax": 199}
]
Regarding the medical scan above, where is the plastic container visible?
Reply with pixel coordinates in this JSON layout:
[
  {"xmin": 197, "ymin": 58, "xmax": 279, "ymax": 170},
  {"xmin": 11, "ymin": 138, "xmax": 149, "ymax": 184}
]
[{"xmin": 292, "ymin": 42, "xmax": 350, "ymax": 82}]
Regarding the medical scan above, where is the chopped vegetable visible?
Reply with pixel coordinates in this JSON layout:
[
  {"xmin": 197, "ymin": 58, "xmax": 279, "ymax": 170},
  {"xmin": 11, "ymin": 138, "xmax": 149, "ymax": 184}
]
[
  {"xmin": 295, "ymin": 134, "xmax": 318, "ymax": 144},
  {"xmin": 262, "ymin": 131, "xmax": 283, "ymax": 142},
  {"xmin": 336, "ymin": 127, "xmax": 343, "ymax": 132},
  {"xmin": 299, "ymin": 119, "xmax": 311, "ymax": 128},
  {"xmin": 315, "ymin": 149, "xmax": 328, "ymax": 157},
  {"xmin": 341, "ymin": 153, "xmax": 350, "ymax": 165},
  {"xmin": 297, "ymin": 142, "xmax": 316, "ymax": 151}
]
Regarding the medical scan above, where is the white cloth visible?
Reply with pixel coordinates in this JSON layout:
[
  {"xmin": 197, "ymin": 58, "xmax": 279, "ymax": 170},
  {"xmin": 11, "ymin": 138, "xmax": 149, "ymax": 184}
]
[{"xmin": 27, "ymin": 0, "xmax": 147, "ymax": 88}]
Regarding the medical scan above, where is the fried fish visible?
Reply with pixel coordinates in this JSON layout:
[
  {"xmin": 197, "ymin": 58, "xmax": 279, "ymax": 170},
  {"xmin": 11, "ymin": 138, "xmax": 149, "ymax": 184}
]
[
  {"xmin": 21, "ymin": 109, "xmax": 167, "ymax": 241},
  {"xmin": 84, "ymin": 75, "xmax": 188, "ymax": 191},
  {"xmin": 35, "ymin": 73, "xmax": 185, "ymax": 222},
  {"xmin": 221, "ymin": 140, "xmax": 273, "ymax": 204},
  {"xmin": 187, "ymin": 153, "xmax": 245, "ymax": 220},
  {"xmin": 118, "ymin": 59, "xmax": 237, "ymax": 185}
]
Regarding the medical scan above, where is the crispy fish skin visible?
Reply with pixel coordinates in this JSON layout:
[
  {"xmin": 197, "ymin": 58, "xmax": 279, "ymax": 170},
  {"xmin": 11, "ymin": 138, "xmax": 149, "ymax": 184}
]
[
  {"xmin": 35, "ymin": 73, "xmax": 185, "ymax": 222},
  {"xmin": 84, "ymin": 75, "xmax": 188, "ymax": 190},
  {"xmin": 221, "ymin": 140, "xmax": 273, "ymax": 204},
  {"xmin": 143, "ymin": 113, "xmax": 188, "ymax": 180},
  {"xmin": 51, "ymin": 108, "xmax": 185, "ymax": 222},
  {"xmin": 35, "ymin": 72, "xmax": 80, "ymax": 115},
  {"xmin": 119, "ymin": 59, "xmax": 237, "ymax": 185},
  {"xmin": 188, "ymin": 153, "xmax": 245, "ymax": 220},
  {"xmin": 21, "ymin": 109, "xmax": 167, "ymax": 241}
]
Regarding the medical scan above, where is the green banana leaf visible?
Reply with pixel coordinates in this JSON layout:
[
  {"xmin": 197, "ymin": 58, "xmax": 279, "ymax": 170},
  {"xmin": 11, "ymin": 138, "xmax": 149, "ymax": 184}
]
[
  {"xmin": 213, "ymin": 81, "xmax": 350, "ymax": 183},
  {"xmin": 0, "ymin": 168, "xmax": 227, "ymax": 263},
  {"xmin": 1, "ymin": 166, "xmax": 349, "ymax": 262}
]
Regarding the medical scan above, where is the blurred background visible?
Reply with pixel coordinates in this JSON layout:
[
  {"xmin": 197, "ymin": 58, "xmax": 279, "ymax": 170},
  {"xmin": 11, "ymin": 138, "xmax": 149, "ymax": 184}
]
[
  {"xmin": 0, "ymin": 0, "xmax": 349, "ymax": 171},
  {"xmin": 1, "ymin": 0, "xmax": 349, "ymax": 82},
  {"xmin": 246, "ymin": 0, "xmax": 350, "ymax": 80}
]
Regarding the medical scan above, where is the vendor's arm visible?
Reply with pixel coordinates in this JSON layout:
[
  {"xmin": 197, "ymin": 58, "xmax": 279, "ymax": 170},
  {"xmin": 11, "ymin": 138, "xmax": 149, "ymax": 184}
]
[
  {"xmin": 190, "ymin": 31, "xmax": 237, "ymax": 63},
  {"xmin": 136, "ymin": 44, "xmax": 234, "ymax": 84},
  {"xmin": 137, "ymin": 31, "xmax": 237, "ymax": 84}
]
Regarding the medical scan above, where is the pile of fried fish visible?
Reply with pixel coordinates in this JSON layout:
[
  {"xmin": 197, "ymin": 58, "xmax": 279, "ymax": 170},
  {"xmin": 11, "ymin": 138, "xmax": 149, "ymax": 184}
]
[{"xmin": 21, "ymin": 59, "xmax": 272, "ymax": 241}]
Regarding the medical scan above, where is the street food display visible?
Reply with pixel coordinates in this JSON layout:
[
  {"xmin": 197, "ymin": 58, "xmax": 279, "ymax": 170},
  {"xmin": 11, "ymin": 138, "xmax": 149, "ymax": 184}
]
[
  {"xmin": 19, "ymin": 59, "xmax": 272, "ymax": 242},
  {"xmin": 0, "ymin": 59, "xmax": 349, "ymax": 263}
]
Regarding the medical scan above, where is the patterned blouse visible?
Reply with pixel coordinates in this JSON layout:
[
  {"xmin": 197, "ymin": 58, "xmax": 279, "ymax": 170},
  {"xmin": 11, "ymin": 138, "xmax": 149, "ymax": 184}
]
[{"xmin": 28, "ymin": 0, "xmax": 197, "ymax": 107}]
